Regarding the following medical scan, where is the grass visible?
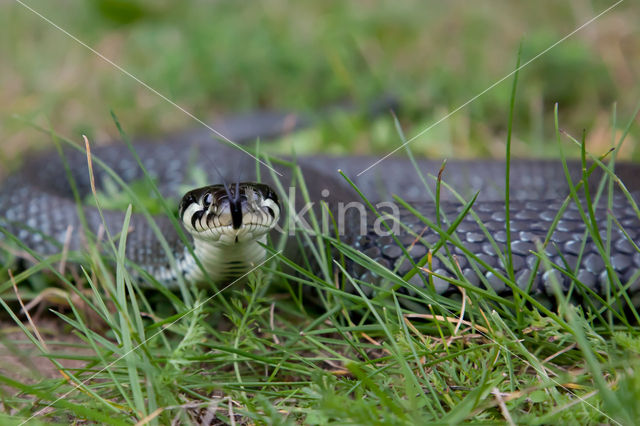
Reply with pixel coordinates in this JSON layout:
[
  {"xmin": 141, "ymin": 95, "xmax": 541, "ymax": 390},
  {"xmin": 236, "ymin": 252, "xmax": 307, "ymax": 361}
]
[
  {"xmin": 2, "ymin": 1, "xmax": 640, "ymax": 424},
  {"xmin": 1, "ymin": 87, "xmax": 640, "ymax": 424}
]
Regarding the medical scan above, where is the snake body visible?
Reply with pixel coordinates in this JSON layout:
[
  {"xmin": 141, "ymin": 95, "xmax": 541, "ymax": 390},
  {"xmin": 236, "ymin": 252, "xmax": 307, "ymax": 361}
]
[{"xmin": 1, "ymin": 112, "xmax": 640, "ymax": 305}]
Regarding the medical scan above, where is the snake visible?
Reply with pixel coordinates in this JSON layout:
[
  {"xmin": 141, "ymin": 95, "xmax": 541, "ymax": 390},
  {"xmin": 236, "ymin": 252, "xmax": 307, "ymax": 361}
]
[{"xmin": 1, "ymin": 110, "xmax": 640, "ymax": 308}]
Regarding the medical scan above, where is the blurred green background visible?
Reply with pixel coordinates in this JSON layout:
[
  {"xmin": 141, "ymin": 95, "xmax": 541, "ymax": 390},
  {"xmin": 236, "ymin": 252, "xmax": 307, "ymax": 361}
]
[{"xmin": 1, "ymin": 0, "xmax": 639, "ymax": 171}]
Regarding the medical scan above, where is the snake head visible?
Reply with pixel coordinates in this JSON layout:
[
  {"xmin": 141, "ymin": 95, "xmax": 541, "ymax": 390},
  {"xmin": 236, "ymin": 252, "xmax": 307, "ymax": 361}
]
[{"xmin": 178, "ymin": 182, "xmax": 280, "ymax": 244}]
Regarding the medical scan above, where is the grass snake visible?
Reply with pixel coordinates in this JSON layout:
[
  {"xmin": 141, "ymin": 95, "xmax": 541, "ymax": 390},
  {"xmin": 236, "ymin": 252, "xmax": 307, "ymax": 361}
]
[{"xmin": 1, "ymin": 111, "xmax": 640, "ymax": 307}]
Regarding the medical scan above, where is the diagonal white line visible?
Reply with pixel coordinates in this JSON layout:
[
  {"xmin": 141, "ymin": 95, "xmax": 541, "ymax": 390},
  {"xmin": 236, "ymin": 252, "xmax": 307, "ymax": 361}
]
[
  {"xmin": 13, "ymin": 0, "xmax": 625, "ymax": 423},
  {"xmin": 14, "ymin": 0, "xmax": 283, "ymax": 177},
  {"xmin": 20, "ymin": 250, "xmax": 282, "ymax": 425},
  {"xmin": 357, "ymin": 0, "xmax": 624, "ymax": 176}
]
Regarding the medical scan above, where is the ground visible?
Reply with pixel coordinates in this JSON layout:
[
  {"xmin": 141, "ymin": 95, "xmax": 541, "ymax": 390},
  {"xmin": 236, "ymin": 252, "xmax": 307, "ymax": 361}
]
[{"xmin": 2, "ymin": 1, "xmax": 640, "ymax": 424}]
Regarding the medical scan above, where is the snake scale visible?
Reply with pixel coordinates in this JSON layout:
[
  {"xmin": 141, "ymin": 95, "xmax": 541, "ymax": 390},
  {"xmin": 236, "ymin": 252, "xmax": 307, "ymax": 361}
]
[{"xmin": 1, "ymin": 110, "xmax": 640, "ymax": 307}]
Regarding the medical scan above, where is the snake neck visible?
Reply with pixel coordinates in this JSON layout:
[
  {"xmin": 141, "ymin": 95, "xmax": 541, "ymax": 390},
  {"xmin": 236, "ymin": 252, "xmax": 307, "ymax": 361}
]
[{"xmin": 177, "ymin": 235, "xmax": 268, "ymax": 284}]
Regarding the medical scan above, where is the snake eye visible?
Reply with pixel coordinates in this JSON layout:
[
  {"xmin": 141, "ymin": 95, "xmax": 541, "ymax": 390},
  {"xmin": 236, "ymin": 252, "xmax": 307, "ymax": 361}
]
[
  {"xmin": 203, "ymin": 192, "xmax": 213, "ymax": 207},
  {"xmin": 178, "ymin": 192, "xmax": 197, "ymax": 218}
]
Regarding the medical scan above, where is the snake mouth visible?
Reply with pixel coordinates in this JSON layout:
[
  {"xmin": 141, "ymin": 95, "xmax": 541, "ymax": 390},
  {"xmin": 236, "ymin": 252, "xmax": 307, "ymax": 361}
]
[{"xmin": 178, "ymin": 182, "xmax": 280, "ymax": 244}]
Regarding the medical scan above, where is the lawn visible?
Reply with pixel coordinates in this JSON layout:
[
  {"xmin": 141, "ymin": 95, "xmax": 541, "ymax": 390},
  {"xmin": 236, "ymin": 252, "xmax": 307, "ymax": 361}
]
[{"xmin": 1, "ymin": 0, "xmax": 640, "ymax": 424}]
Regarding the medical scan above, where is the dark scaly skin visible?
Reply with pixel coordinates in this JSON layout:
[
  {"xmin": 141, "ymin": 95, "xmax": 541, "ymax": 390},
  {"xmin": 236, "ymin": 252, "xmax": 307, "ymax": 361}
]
[
  {"xmin": 322, "ymin": 156, "xmax": 640, "ymax": 302},
  {"xmin": 0, "ymin": 112, "xmax": 639, "ymax": 303}
]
